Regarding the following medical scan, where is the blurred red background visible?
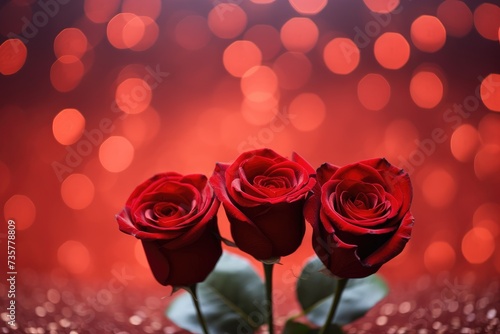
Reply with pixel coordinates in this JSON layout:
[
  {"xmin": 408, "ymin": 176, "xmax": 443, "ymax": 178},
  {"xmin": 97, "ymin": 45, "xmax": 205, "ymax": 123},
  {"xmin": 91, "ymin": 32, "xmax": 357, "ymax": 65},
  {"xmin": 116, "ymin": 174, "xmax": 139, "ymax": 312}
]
[{"xmin": 1, "ymin": 0, "xmax": 499, "ymax": 332}]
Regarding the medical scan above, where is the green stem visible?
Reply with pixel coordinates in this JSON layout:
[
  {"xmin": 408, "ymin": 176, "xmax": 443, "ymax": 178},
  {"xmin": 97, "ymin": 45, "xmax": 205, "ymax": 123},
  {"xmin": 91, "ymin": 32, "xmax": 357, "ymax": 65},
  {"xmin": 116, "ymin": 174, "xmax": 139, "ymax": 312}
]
[
  {"xmin": 318, "ymin": 278, "xmax": 348, "ymax": 334},
  {"xmin": 189, "ymin": 284, "xmax": 210, "ymax": 334},
  {"xmin": 263, "ymin": 263, "xmax": 275, "ymax": 334}
]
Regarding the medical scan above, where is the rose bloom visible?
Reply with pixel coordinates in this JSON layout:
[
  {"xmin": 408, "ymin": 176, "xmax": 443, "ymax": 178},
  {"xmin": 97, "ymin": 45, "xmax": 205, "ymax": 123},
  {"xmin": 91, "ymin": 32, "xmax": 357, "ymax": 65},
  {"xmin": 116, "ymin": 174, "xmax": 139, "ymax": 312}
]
[
  {"xmin": 210, "ymin": 149, "xmax": 316, "ymax": 261},
  {"xmin": 116, "ymin": 173, "xmax": 221, "ymax": 286},
  {"xmin": 305, "ymin": 158, "xmax": 414, "ymax": 278}
]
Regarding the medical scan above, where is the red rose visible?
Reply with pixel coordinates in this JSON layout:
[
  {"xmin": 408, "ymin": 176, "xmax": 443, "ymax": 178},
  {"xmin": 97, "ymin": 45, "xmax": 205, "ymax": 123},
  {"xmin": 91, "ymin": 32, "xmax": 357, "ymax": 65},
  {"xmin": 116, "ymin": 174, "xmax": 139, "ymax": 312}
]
[
  {"xmin": 116, "ymin": 173, "xmax": 221, "ymax": 286},
  {"xmin": 210, "ymin": 149, "xmax": 316, "ymax": 261},
  {"xmin": 305, "ymin": 158, "xmax": 414, "ymax": 278}
]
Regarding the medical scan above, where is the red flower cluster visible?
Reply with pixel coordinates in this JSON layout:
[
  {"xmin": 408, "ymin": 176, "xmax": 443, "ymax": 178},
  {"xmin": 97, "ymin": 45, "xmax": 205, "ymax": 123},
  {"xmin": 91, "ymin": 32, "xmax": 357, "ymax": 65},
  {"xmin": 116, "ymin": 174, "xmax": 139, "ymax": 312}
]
[{"xmin": 116, "ymin": 149, "xmax": 414, "ymax": 286}]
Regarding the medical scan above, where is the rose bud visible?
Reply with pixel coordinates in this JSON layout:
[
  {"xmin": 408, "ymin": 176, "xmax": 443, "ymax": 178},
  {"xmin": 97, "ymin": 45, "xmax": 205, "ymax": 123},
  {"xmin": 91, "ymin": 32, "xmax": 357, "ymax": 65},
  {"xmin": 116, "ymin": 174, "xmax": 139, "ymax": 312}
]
[
  {"xmin": 116, "ymin": 173, "xmax": 221, "ymax": 287},
  {"xmin": 210, "ymin": 149, "xmax": 316, "ymax": 262},
  {"xmin": 305, "ymin": 158, "xmax": 414, "ymax": 278}
]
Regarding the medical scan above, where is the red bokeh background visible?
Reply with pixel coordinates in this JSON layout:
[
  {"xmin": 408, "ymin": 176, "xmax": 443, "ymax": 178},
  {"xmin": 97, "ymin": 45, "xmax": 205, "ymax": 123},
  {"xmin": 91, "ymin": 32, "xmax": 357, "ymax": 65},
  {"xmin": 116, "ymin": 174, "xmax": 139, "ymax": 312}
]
[{"xmin": 0, "ymin": 0, "xmax": 499, "ymax": 331}]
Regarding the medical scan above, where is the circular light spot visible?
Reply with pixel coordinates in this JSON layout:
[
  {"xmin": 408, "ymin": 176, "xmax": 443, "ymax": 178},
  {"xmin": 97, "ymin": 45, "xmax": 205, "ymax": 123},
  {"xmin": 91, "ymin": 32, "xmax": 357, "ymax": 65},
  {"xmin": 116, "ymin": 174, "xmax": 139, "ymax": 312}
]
[
  {"xmin": 223, "ymin": 40, "xmax": 262, "ymax": 78},
  {"xmin": 122, "ymin": 16, "xmax": 146, "ymax": 48},
  {"xmin": 473, "ymin": 203, "xmax": 500, "ymax": 237},
  {"xmin": 57, "ymin": 240, "xmax": 91, "ymax": 274},
  {"xmin": 411, "ymin": 15, "xmax": 446, "ymax": 53},
  {"xmin": 250, "ymin": 0, "xmax": 275, "ymax": 4},
  {"xmin": 0, "ymin": 39, "xmax": 27, "ymax": 75},
  {"xmin": 174, "ymin": 15, "xmax": 211, "ymax": 51},
  {"xmin": 241, "ymin": 66, "xmax": 278, "ymax": 102},
  {"xmin": 480, "ymin": 74, "xmax": 500, "ymax": 112},
  {"xmin": 357, "ymin": 73, "xmax": 391, "ymax": 111},
  {"xmin": 54, "ymin": 28, "xmax": 88, "ymax": 59},
  {"xmin": 273, "ymin": 52, "xmax": 312, "ymax": 90},
  {"xmin": 474, "ymin": 3, "xmax": 500, "ymax": 41},
  {"xmin": 129, "ymin": 16, "xmax": 159, "ymax": 51},
  {"xmin": 52, "ymin": 108, "xmax": 86, "ymax": 145},
  {"xmin": 479, "ymin": 113, "xmax": 500, "ymax": 144},
  {"xmin": 244, "ymin": 24, "xmax": 281, "ymax": 61},
  {"xmin": 474, "ymin": 144, "xmax": 500, "ymax": 180},
  {"xmin": 437, "ymin": 0, "xmax": 473, "ymax": 38},
  {"xmin": 363, "ymin": 0, "xmax": 400, "ymax": 13},
  {"xmin": 450, "ymin": 124, "xmax": 480, "ymax": 162},
  {"xmin": 99, "ymin": 136, "xmax": 134, "ymax": 172},
  {"xmin": 50, "ymin": 56, "xmax": 85, "ymax": 93},
  {"xmin": 462, "ymin": 228, "xmax": 495, "ymax": 264},
  {"xmin": 410, "ymin": 71, "xmax": 443, "ymax": 109},
  {"xmin": 289, "ymin": 0, "xmax": 327, "ymax": 15},
  {"xmin": 424, "ymin": 241, "xmax": 456, "ymax": 272},
  {"xmin": 115, "ymin": 77, "xmax": 152, "ymax": 114},
  {"xmin": 374, "ymin": 32, "xmax": 410, "ymax": 70},
  {"xmin": 106, "ymin": 13, "xmax": 137, "ymax": 49},
  {"xmin": 280, "ymin": 17, "xmax": 319, "ymax": 53},
  {"xmin": 422, "ymin": 169, "xmax": 457, "ymax": 207},
  {"xmin": 208, "ymin": 4, "xmax": 247, "ymax": 39},
  {"xmin": 323, "ymin": 38, "xmax": 360, "ymax": 75},
  {"xmin": 61, "ymin": 174, "xmax": 95, "ymax": 210},
  {"xmin": 4, "ymin": 194, "xmax": 36, "ymax": 230},
  {"xmin": 289, "ymin": 93, "xmax": 326, "ymax": 131},
  {"xmin": 121, "ymin": 0, "xmax": 161, "ymax": 20},
  {"xmin": 84, "ymin": 0, "xmax": 120, "ymax": 23}
]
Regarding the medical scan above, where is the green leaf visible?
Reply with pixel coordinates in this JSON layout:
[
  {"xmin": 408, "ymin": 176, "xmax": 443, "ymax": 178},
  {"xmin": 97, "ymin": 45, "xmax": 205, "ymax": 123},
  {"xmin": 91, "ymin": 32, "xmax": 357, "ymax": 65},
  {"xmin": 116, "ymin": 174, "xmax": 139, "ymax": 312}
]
[
  {"xmin": 166, "ymin": 252, "xmax": 266, "ymax": 334},
  {"xmin": 283, "ymin": 320, "xmax": 344, "ymax": 334},
  {"xmin": 296, "ymin": 256, "xmax": 388, "ymax": 326}
]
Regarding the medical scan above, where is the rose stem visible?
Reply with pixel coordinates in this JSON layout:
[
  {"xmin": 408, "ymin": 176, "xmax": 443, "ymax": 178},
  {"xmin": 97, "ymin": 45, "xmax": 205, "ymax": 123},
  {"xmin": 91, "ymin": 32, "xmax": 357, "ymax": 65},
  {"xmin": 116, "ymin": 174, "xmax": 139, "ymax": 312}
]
[
  {"xmin": 189, "ymin": 284, "xmax": 210, "ymax": 334},
  {"xmin": 263, "ymin": 263, "xmax": 275, "ymax": 334},
  {"xmin": 318, "ymin": 278, "xmax": 348, "ymax": 334}
]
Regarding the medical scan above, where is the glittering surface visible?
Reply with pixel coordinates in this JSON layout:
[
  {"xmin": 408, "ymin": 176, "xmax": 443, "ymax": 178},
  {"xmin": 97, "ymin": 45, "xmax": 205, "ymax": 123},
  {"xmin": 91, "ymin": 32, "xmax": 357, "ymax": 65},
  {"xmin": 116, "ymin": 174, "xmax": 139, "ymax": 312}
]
[{"xmin": 1, "ymin": 0, "xmax": 500, "ymax": 332}]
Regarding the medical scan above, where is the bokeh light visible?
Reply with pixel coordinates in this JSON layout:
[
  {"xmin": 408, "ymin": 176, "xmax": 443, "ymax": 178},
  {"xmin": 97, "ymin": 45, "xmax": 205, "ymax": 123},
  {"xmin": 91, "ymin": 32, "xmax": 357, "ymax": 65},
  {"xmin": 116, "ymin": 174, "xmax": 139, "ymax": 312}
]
[
  {"xmin": 323, "ymin": 38, "xmax": 360, "ymax": 75},
  {"xmin": 129, "ymin": 16, "xmax": 159, "ymax": 51},
  {"xmin": 84, "ymin": 0, "xmax": 120, "ymax": 23},
  {"xmin": 374, "ymin": 32, "xmax": 410, "ymax": 70},
  {"xmin": 272, "ymin": 52, "xmax": 312, "ymax": 90},
  {"xmin": 462, "ymin": 228, "xmax": 495, "ymax": 264},
  {"xmin": 208, "ymin": 4, "xmax": 247, "ymax": 39},
  {"xmin": 280, "ymin": 17, "xmax": 319, "ymax": 53},
  {"xmin": 115, "ymin": 77, "xmax": 152, "ymax": 114},
  {"xmin": 121, "ymin": 0, "xmax": 161, "ymax": 20},
  {"xmin": 422, "ymin": 169, "xmax": 457, "ymax": 207},
  {"xmin": 480, "ymin": 74, "xmax": 500, "ymax": 112},
  {"xmin": 410, "ymin": 71, "xmax": 444, "ymax": 109},
  {"xmin": 61, "ymin": 173, "xmax": 95, "ymax": 210},
  {"xmin": 244, "ymin": 24, "xmax": 281, "ymax": 60},
  {"xmin": 363, "ymin": 0, "xmax": 400, "ymax": 13},
  {"xmin": 473, "ymin": 3, "xmax": 500, "ymax": 41},
  {"xmin": 107, "ymin": 13, "xmax": 138, "ymax": 49},
  {"xmin": 3, "ymin": 194, "xmax": 36, "ymax": 230},
  {"xmin": 50, "ymin": 55, "xmax": 85, "ymax": 93},
  {"xmin": 410, "ymin": 15, "xmax": 446, "ymax": 53},
  {"xmin": 289, "ymin": 0, "xmax": 327, "ymax": 15},
  {"xmin": 240, "ymin": 65, "xmax": 278, "ymax": 102},
  {"xmin": 474, "ymin": 144, "xmax": 500, "ymax": 180},
  {"xmin": 424, "ymin": 241, "xmax": 456, "ymax": 272},
  {"xmin": 54, "ymin": 28, "xmax": 88, "ymax": 59},
  {"xmin": 52, "ymin": 108, "xmax": 86, "ymax": 145},
  {"xmin": 450, "ymin": 124, "xmax": 480, "ymax": 162},
  {"xmin": 223, "ymin": 40, "xmax": 262, "ymax": 78},
  {"xmin": 0, "ymin": 38, "xmax": 27, "ymax": 75},
  {"xmin": 357, "ymin": 73, "xmax": 391, "ymax": 111},
  {"xmin": 99, "ymin": 136, "xmax": 135, "ymax": 173},
  {"xmin": 437, "ymin": 0, "xmax": 473, "ymax": 38},
  {"xmin": 289, "ymin": 93, "xmax": 326, "ymax": 131},
  {"xmin": 57, "ymin": 240, "xmax": 91, "ymax": 274}
]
